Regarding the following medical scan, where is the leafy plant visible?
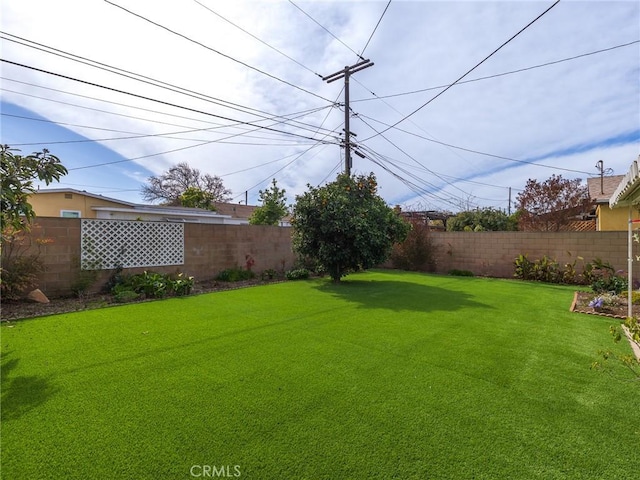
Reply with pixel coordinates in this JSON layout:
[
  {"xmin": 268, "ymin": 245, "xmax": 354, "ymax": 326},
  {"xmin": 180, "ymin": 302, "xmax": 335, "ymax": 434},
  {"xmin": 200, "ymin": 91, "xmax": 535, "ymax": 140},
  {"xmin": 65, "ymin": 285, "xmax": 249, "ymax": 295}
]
[
  {"xmin": 261, "ymin": 269, "xmax": 278, "ymax": 281},
  {"xmin": 448, "ymin": 269, "xmax": 474, "ymax": 277},
  {"xmin": 216, "ymin": 267, "xmax": 255, "ymax": 282},
  {"xmin": 513, "ymin": 254, "xmax": 534, "ymax": 281},
  {"xmin": 110, "ymin": 270, "xmax": 195, "ymax": 299},
  {"xmin": 390, "ymin": 218, "xmax": 438, "ymax": 272},
  {"xmin": 0, "ymin": 226, "xmax": 48, "ymax": 300},
  {"xmin": 170, "ymin": 272, "xmax": 194, "ymax": 296},
  {"xmin": 285, "ymin": 268, "xmax": 310, "ymax": 280}
]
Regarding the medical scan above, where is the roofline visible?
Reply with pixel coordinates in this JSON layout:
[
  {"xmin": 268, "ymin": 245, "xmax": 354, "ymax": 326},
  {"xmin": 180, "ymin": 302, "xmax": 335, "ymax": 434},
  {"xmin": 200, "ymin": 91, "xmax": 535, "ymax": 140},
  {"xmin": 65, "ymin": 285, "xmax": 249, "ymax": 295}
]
[
  {"xmin": 33, "ymin": 188, "xmax": 138, "ymax": 207},
  {"xmin": 91, "ymin": 206, "xmax": 233, "ymax": 218}
]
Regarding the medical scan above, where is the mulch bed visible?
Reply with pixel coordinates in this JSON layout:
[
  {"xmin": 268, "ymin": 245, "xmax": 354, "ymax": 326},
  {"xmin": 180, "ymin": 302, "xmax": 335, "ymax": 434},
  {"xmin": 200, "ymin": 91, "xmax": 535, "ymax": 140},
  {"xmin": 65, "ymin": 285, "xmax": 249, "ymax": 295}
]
[
  {"xmin": 570, "ymin": 290, "xmax": 637, "ymax": 319},
  {"xmin": 0, "ymin": 278, "xmax": 282, "ymax": 322}
]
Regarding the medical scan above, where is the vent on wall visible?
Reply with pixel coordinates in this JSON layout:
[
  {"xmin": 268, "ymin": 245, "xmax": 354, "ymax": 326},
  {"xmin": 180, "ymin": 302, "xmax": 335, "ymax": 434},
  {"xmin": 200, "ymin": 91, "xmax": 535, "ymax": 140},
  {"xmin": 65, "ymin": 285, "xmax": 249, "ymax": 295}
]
[{"xmin": 64, "ymin": 193, "xmax": 73, "ymax": 199}]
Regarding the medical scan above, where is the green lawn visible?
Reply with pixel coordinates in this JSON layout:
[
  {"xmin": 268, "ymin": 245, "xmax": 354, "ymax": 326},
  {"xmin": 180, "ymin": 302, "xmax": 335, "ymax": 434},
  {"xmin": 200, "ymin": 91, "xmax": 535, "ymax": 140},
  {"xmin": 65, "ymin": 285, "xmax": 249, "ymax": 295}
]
[{"xmin": 1, "ymin": 270, "xmax": 637, "ymax": 479}]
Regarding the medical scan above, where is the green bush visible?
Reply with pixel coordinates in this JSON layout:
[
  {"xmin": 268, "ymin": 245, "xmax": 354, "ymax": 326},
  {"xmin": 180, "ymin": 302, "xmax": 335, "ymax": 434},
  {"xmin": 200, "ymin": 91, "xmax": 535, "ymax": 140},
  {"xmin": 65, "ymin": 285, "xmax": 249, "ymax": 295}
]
[
  {"xmin": 261, "ymin": 269, "xmax": 278, "ymax": 281},
  {"xmin": 285, "ymin": 268, "xmax": 310, "ymax": 280},
  {"xmin": 448, "ymin": 269, "xmax": 474, "ymax": 277},
  {"xmin": 216, "ymin": 267, "xmax": 255, "ymax": 282},
  {"xmin": 111, "ymin": 270, "xmax": 194, "ymax": 299}
]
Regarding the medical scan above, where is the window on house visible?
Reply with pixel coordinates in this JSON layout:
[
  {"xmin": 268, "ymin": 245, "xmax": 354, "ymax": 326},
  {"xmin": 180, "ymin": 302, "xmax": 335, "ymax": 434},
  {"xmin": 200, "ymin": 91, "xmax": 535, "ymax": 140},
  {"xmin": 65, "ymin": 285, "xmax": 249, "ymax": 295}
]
[{"xmin": 61, "ymin": 210, "xmax": 81, "ymax": 218}]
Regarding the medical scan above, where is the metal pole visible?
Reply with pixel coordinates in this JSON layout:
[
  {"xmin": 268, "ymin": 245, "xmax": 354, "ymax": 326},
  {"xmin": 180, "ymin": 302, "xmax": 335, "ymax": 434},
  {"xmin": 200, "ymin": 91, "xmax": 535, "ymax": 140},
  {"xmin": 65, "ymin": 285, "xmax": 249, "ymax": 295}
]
[{"xmin": 629, "ymin": 206, "xmax": 633, "ymax": 319}]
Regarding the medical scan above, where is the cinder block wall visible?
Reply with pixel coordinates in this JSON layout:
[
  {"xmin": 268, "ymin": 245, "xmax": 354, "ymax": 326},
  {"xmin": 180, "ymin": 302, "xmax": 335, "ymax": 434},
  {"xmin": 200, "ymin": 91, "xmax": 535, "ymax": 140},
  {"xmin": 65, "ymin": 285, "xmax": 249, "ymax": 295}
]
[
  {"xmin": 8, "ymin": 218, "xmax": 632, "ymax": 298},
  {"xmin": 14, "ymin": 218, "xmax": 296, "ymax": 298},
  {"xmin": 430, "ymin": 231, "xmax": 629, "ymax": 277}
]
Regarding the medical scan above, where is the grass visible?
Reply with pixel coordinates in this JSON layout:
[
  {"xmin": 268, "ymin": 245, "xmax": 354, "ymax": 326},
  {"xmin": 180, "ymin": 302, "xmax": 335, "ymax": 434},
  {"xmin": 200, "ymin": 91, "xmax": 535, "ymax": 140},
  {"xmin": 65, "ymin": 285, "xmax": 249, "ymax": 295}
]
[{"xmin": 1, "ymin": 270, "xmax": 638, "ymax": 479}]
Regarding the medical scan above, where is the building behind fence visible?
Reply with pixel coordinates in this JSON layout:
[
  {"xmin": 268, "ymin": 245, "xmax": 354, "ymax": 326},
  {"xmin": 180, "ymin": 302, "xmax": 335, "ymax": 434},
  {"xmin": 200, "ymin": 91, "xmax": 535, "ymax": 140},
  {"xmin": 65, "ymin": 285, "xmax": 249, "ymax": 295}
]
[{"xmin": 15, "ymin": 217, "xmax": 631, "ymax": 297}]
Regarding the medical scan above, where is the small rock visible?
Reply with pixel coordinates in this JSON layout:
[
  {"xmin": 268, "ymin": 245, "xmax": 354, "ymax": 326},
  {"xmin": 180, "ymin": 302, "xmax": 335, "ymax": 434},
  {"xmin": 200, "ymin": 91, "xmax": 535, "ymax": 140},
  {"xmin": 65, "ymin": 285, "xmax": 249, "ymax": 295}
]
[{"xmin": 27, "ymin": 289, "xmax": 50, "ymax": 304}]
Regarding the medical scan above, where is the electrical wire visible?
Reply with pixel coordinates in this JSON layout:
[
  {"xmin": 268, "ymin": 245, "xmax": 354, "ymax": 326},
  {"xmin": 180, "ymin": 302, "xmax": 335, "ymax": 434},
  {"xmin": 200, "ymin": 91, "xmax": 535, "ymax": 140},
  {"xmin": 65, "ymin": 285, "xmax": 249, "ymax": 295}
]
[
  {"xmin": 0, "ymin": 59, "xmax": 339, "ymax": 145},
  {"xmin": 361, "ymin": 0, "xmax": 562, "ymax": 141},
  {"xmin": 360, "ymin": 0, "xmax": 392, "ymax": 58},
  {"xmin": 352, "ymin": 39, "xmax": 640, "ymax": 103},
  {"xmin": 287, "ymin": 0, "xmax": 363, "ymax": 60},
  {"xmin": 190, "ymin": 0, "xmax": 323, "ymax": 79},
  {"xmin": 103, "ymin": 0, "xmax": 333, "ymax": 104}
]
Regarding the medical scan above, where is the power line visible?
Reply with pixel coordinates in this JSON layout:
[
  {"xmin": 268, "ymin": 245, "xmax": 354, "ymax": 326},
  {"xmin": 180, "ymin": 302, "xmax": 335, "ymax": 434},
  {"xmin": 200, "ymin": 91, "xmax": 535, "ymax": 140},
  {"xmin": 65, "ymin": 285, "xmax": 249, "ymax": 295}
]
[
  {"xmin": 0, "ymin": 59, "xmax": 338, "ymax": 145},
  {"xmin": 287, "ymin": 0, "xmax": 363, "ymax": 60},
  {"xmin": 103, "ymin": 0, "xmax": 333, "ymax": 104},
  {"xmin": 356, "ymin": 112, "xmax": 592, "ymax": 176},
  {"xmin": 0, "ymin": 33, "xmax": 339, "ymax": 136},
  {"xmin": 190, "ymin": 0, "xmax": 323, "ymax": 79},
  {"xmin": 360, "ymin": 0, "xmax": 392, "ymax": 58},
  {"xmin": 362, "ymin": 0, "xmax": 562, "ymax": 141},
  {"xmin": 352, "ymin": 39, "xmax": 640, "ymax": 103}
]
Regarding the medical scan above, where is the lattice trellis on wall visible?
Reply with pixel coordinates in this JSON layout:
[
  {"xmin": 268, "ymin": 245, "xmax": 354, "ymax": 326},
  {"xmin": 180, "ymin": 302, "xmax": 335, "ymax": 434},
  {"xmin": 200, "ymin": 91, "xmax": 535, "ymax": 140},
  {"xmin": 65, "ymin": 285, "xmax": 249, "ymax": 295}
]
[{"xmin": 81, "ymin": 219, "xmax": 184, "ymax": 270}]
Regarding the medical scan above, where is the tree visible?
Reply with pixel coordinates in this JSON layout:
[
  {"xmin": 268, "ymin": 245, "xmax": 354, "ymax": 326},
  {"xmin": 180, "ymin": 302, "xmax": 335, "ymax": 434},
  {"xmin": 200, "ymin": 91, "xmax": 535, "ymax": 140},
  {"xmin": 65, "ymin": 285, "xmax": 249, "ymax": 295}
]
[
  {"xmin": 1, "ymin": 145, "xmax": 67, "ymax": 235},
  {"xmin": 291, "ymin": 173, "xmax": 410, "ymax": 282},
  {"xmin": 446, "ymin": 207, "xmax": 518, "ymax": 232},
  {"xmin": 141, "ymin": 162, "xmax": 231, "ymax": 207},
  {"xmin": 249, "ymin": 179, "xmax": 288, "ymax": 226},
  {"xmin": 515, "ymin": 174, "xmax": 590, "ymax": 231},
  {"xmin": 178, "ymin": 187, "xmax": 216, "ymax": 210}
]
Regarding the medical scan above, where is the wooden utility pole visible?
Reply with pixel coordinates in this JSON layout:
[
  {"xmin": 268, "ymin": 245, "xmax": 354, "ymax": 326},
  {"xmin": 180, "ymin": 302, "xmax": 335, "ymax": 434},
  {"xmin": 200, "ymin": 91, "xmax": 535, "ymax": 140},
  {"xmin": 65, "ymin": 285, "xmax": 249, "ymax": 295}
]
[{"xmin": 322, "ymin": 59, "xmax": 374, "ymax": 176}]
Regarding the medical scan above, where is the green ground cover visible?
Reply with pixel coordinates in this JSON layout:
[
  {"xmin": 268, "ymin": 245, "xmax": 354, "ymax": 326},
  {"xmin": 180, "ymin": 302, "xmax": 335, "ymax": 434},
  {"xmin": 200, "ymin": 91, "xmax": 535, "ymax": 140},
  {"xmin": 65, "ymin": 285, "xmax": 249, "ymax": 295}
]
[{"xmin": 1, "ymin": 270, "xmax": 637, "ymax": 479}]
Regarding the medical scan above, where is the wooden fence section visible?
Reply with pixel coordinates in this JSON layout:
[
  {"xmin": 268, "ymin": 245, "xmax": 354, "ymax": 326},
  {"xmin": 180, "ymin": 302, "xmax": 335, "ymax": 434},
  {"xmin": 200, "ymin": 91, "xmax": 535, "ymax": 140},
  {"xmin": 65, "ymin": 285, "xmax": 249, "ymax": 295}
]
[{"xmin": 13, "ymin": 218, "xmax": 631, "ymax": 297}]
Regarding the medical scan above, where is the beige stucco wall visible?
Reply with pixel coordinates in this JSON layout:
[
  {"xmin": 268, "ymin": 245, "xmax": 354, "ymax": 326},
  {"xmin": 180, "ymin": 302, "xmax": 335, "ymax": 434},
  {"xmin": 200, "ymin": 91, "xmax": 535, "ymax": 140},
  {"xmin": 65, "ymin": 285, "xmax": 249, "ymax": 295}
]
[
  {"xmin": 30, "ymin": 192, "xmax": 130, "ymax": 219},
  {"xmin": 597, "ymin": 204, "xmax": 640, "ymax": 231}
]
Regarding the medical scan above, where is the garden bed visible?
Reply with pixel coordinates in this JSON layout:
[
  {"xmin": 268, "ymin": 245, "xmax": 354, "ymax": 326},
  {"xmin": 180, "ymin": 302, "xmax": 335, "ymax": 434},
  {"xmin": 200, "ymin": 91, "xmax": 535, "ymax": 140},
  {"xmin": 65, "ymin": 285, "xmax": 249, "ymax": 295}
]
[{"xmin": 571, "ymin": 290, "xmax": 638, "ymax": 319}]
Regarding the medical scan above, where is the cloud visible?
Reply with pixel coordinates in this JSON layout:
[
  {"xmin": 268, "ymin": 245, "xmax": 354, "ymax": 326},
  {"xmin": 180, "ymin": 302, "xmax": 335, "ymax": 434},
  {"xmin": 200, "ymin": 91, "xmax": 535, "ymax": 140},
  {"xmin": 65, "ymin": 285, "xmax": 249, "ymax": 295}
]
[{"xmin": 1, "ymin": 0, "xmax": 638, "ymax": 210}]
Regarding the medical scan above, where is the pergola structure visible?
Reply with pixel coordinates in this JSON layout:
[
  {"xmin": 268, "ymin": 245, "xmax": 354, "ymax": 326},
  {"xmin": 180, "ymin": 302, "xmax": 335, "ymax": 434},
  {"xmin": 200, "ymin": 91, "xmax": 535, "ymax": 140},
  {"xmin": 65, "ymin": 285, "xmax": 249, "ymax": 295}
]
[{"xmin": 609, "ymin": 156, "xmax": 640, "ymax": 318}]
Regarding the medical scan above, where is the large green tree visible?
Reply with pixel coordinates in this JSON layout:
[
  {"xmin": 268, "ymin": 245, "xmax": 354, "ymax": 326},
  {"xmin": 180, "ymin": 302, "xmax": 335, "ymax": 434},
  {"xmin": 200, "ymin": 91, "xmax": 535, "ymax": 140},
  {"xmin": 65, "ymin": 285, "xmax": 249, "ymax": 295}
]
[
  {"xmin": 292, "ymin": 173, "xmax": 410, "ymax": 282},
  {"xmin": 249, "ymin": 179, "xmax": 288, "ymax": 226},
  {"xmin": 1, "ymin": 145, "xmax": 67, "ymax": 235}
]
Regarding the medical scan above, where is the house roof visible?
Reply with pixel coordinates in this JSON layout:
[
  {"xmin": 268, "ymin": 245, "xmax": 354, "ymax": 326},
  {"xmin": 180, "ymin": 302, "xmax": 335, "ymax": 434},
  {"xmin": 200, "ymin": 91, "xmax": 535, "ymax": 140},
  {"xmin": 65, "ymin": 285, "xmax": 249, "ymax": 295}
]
[
  {"xmin": 587, "ymin": 175, "xmax": 625, "ymax": 203},
  {"xmin": 34, "ymin": 188, "xmax": 138, "ymax": 207},
  {"xmin": 609, "ymin": 157, "xmax": 640, "ymax": 208}
]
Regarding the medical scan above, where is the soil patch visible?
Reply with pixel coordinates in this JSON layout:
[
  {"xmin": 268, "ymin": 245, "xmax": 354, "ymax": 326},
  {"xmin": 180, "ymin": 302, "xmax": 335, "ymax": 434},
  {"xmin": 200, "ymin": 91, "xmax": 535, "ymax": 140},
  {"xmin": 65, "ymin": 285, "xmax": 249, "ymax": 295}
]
[
  {"xmin": 571, "ymin": 291, "xmax": 638, "ymax": 319},
  {"xmin": 0, "ymin": 278, "xmax": 281, "ymax": 322}
]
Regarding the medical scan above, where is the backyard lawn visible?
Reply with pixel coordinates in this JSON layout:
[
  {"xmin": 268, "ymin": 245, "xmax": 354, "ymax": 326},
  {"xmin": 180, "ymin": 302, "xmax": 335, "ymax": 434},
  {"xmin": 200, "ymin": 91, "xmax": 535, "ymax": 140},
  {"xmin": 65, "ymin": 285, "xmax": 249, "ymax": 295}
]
[{"xmin": 1, "ymin": 270, "xmax": 638, "ymax": 479}]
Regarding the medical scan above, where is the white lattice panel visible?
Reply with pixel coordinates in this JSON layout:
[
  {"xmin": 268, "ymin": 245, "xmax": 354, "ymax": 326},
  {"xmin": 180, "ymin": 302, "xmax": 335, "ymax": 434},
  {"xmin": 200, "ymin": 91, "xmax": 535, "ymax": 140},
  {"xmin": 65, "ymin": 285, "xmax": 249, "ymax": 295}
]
[{"xmin": 81, "ymin": 219, "xmax": 184, "ymax": 270}]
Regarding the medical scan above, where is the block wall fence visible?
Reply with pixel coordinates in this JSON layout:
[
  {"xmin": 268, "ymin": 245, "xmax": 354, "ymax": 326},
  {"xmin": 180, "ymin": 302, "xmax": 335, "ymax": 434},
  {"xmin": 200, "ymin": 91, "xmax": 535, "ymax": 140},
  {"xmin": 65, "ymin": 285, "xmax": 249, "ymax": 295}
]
[
  {"xmin": 15, "ymin": 218, "xmax": 297, "ymax": 297},
  {"xmin": 10, "ymin": 218, "xmax": 631, "ymax": 298}
]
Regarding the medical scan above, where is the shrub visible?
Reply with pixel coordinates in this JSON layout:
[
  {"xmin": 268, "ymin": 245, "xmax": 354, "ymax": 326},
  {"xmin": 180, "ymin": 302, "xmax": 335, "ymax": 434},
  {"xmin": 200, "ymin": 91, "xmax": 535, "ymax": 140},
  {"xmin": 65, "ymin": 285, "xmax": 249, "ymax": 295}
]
[
  {"xmin": 589, "ymin": 258, "xmax": 627, "ymax": 294},
  {"xmin": 111, "ymin": 284, "xmax": 140, "ymax": 303},
  {"xmin": 261, "ymin": 269, "xmax": 278, "ymax": 281},
  {"xmin": 285, "ymin": 268, "xmax": 310, "ymax": 280},
  {"xmin": 448, "ymin": 269, "xmax": 474, "ymax": 277},
  {"xmin": 170, "ymin": 272, "xmax": 194, "ymax": 296},
  {"xmin": 216, "ymin": 267, "xmax": 255, "ymax": 282},
  {"xmin": 390, "ymin": 219, "xmax": 437, "ymax": 272},
  {"xmin": 0, "ymin": 227, "xmax": 47, "ymax": 300},
  {"xmin": 111, "ymin": 270, "xmax": 195, "ymax": 299}
]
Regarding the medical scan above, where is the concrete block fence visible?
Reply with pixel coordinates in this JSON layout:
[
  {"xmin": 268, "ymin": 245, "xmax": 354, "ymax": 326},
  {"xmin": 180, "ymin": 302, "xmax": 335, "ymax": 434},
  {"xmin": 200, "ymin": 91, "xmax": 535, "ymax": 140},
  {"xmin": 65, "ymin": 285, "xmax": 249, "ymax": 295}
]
[{"xmin": 8, "ymin": 218, "xmax": 632, "ymax": 298}]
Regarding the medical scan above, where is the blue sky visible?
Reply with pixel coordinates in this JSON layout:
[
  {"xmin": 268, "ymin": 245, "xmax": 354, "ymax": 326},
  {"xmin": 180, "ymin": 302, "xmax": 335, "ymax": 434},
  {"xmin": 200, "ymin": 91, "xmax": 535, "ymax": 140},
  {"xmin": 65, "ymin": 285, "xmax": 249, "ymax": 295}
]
[{"xmin": 1, "ymin": 0, "xmax": 639, "ymax": 211}]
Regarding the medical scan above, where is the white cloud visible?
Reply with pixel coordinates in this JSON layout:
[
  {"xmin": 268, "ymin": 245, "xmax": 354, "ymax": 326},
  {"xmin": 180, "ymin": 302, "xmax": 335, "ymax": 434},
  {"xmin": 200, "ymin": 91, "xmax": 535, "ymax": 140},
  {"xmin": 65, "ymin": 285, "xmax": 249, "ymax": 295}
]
[{"xmin": 1, "ymin": 0, "xmax": 638, "ymax": 209}]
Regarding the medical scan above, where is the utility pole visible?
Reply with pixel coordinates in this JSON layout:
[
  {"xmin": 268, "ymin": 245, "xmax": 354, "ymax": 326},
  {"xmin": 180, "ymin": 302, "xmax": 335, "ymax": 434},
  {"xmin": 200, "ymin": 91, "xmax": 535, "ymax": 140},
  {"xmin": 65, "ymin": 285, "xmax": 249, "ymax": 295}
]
[
  {"xmin": 322, "ymin": 59, "xmax": 374, "ymax": 176},
  {"xmin": 596, "ymin": 160, "xmax": 604, "ymax": 194},
  {"xmin": 508, "ymin": 187, "xmax": 512, "ymax": 215}
]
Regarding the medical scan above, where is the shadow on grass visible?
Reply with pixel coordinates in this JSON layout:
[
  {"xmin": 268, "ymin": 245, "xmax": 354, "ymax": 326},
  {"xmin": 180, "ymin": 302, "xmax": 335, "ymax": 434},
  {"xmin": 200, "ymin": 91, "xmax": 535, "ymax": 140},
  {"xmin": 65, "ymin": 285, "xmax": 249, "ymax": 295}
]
[
  {"xmin": 314, "ymin": 277, "xmax": 492, "ymax": 313},
  {"xmin": 1, "ymin": 351, "xmax": 58, "ymax": 422}
]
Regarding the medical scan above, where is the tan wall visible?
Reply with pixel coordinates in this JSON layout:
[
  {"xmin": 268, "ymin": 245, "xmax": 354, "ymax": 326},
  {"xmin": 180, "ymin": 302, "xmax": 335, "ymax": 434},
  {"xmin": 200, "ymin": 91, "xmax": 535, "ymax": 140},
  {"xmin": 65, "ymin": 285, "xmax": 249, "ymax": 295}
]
[
  {"xmin": 597, "ymin": 204, "xmax": 640, "ymax": 231},
  {"xmin": 30, "ymin": 192, "xmax": 130, "ymax": 218},
  {"xmin": 11, "ymin": 218, "xmax": 296, "ymax": 297},
  {"xmin": 8, "ymin": 218, "xmax": 634, "ymax": 298},
  {"xmin": 429, "ymin": 231, "xmax": 629, "ymax": 278}
]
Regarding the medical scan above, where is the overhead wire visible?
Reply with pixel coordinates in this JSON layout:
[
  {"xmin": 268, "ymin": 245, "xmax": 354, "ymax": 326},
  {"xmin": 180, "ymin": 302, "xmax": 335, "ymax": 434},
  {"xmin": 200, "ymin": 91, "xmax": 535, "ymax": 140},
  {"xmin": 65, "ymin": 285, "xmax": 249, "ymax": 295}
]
[
  {"xmin": 190, "ymin": 0, "xmax": 323, "ymax": 79},
  {"xmin": 103, "ymin": 0, "xmax": 333, "ymax": 104},
  {"xmin": 361, "ymin": 0, "xmax": 562, "ymax": 141},
  {"xmin": 0, "ymin": 59, "xmax": 339, "ymax": 145},
  {"xmin": 287, "ymin": 0, "xmax": 364, "ymax": 60},
  {"xmin": 352, "ymin": 39, "xmax": 640, "ymax": 103}
]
